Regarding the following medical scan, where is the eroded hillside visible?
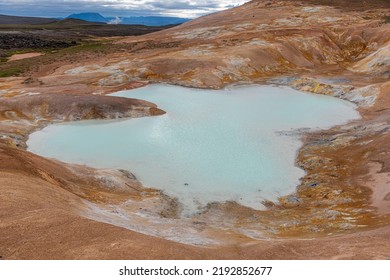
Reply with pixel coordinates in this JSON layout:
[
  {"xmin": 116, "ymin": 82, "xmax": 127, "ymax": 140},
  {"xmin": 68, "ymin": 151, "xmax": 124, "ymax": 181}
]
[{"xmin": 0, "ymin": 0, "xmax": 389, "ymax": 259}]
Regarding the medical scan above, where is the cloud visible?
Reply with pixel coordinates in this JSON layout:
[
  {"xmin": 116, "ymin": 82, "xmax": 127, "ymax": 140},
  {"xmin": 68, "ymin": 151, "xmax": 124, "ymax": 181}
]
[
  {"xmin": 0, "ymin": 0, "xmax": 249, "ymax": 18},
  {"xmin": 147, "ymin": 1, "xmax": 219, "ymax": 10}
]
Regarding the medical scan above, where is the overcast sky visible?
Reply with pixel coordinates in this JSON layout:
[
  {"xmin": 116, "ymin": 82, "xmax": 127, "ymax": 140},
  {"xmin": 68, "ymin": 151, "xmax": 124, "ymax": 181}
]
[{"xmin": 0, "ymin": 0, "xmax": 249, "ymax": 18}]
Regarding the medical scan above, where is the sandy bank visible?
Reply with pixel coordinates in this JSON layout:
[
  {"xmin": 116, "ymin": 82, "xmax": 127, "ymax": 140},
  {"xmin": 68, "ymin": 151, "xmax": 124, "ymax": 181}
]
[{"xmin": 8, "ymin": 52, "xmax": 44, "ymax": 62}]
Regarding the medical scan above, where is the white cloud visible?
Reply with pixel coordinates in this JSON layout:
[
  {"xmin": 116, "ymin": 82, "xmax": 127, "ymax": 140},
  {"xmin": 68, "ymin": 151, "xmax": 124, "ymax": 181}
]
[{"xmin": 0, "ymin": 0, "xmax": 249, "ymax": 18}]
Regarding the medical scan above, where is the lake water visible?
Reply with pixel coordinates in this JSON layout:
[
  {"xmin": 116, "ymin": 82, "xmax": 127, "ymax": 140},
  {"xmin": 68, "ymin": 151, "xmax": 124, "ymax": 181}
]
[{"xmin": 27, "ymin": 84, "xmax": 360, "ymax": 214}]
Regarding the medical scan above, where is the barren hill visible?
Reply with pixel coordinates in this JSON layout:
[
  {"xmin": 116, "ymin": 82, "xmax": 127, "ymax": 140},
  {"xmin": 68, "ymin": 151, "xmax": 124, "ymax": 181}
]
[
  {"xmin": 0, "ymin": 14, "xmax": 57, "ymax": 25},
  {"xmin": 0, "ymin": 0, "xmax": 389, "ymax": 259},
  {"xmin": 112, "ymin": 0, "xmax": 390, "ymax": 87}
]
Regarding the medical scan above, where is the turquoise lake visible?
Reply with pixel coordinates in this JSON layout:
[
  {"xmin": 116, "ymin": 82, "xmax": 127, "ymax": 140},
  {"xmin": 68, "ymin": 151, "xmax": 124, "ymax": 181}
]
[{"xmin": 27, "ymin": 84, "xmax": 360, "ymax": 214}]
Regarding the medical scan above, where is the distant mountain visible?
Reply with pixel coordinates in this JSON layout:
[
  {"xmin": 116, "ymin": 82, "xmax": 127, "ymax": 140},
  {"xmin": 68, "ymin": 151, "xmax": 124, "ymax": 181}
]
[
  {"xmin": 0, "ymin": 14, "xmax": 57, "ymax": 25},
  {"xmin": 112, "ymin": 16, "xmax": 190, "ymax": 26},
  {"xmin": 66, "ymin": 12, "xmax": 190, "ymax": 26},
  {"xmin": 53, "ymin": 18, "xmax": 105, "ymax": 26},
  {"xmin": 67, "ymin": 13, "xmax": 107, "ymax": 23}
]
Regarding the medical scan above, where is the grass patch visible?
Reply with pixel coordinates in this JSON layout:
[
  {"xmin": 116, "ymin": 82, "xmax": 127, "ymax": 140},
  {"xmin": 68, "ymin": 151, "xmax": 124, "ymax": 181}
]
[
  {"xmin": 383, "ymin": 16, "xmax": 390, "ymax": 23},
  {"xmin": 57, "ymin": 42, "xmax": 112, "ymax": 56},
  {"xmin": 0, "ymin": 41, "xmax": 114, "ymax": 77},
  {"xmin": 0, "ymin": 48, "xmax": 51, "ymax": 64},
  {"xmin": 66, "ymin": 43, "xmax": 105, "ymax": 52},
  {"xmin": 0, "ymin": 68, "xmax": 22, "ymax": 77}
]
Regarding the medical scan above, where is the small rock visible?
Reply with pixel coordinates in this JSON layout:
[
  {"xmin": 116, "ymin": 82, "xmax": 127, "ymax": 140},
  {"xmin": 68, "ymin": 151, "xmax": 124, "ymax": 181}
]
[
  {"xmin": 262, "ymin": 200, "xmax": 275, "ymax": 208},
  {"xmin": 287, "ymin": 196, "xmax": 301, "ymax": 204}
]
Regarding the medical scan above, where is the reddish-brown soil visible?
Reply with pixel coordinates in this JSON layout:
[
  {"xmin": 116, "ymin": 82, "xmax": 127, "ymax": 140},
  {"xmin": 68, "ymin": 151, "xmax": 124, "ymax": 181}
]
[{"xmin": 0, "ymin": 0, "xmax": 389, "ymax": 259}]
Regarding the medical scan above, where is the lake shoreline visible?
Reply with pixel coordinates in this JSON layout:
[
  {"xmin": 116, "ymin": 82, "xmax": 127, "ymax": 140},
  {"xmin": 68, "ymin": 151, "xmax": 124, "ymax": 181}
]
[
  {"xmin": 1, "ymin": 71, "xmax": 389, "ymax": 258},
  {"xmin": 27, "ymin": 84, "xmax": 359, "ymax": 216},
  {"xmin": 2, "ymin": 0, "xmax": 390, "ymax": 259},
  {"xmin": 13, "ymin": 80, "xmax": 384, "ymax": 246}
]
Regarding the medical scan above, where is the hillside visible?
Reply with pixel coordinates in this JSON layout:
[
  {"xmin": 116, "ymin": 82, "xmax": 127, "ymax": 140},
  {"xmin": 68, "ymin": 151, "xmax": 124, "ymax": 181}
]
[
  {"xmin": 293, "ymin": 0, "xmax": 390, "ymax": 10},
  {"xmin": 0, "ymin": 0, "xmax": 389, "ymax": 259},
  {"xmin": 67, "ymin": 12, "xmax": 190, "ymax": 26},
  {"xmin": 0, "ymin": 14, "xmax": 57, "ymax": 25},
  {"xmin": 118, "ymin": 16, "xmax": 190, "ymax": 26},
  {"xmin": 113, "ymin": 0, "xmax": 390, "ymax": 87},
  {"xmin": 67, "ymin": 12, "xmax": 107, "ymax": 23},
  {"xmin": 0, "ymin": 16, "xmax": 171, "ymax": 63}
]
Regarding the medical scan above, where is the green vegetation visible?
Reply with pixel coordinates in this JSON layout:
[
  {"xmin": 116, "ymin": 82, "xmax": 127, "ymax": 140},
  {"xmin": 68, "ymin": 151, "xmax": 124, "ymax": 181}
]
[
  {"xmin": 0, "ymin": 14, "xmax": 170, "ymax": 77},
  {"xmin": 0, "ymin": 67, "xmax": 21, "ymax": 77},
  {"xmin": 0, "ymin": 17, "xmax": 169, "ymax": 78},
  {"xmin": 384, "ymin": 16, "xmax": 390, "ymax": 23},
  {"xmin": 0, "ymin": 48, "xmax": 54, "ymax": 64},
  {"xmin": 62, "ymin": 42, "xmax": 106, "ymax": 54},
  {"xmin": 0, "ymin": 41, "xmax": 115, "ymax": 78}
]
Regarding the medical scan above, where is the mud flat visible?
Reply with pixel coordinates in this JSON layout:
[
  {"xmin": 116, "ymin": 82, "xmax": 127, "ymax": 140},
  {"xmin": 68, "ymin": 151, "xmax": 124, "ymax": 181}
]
[{"xmin": 7, "ymin": 52, "xmax": 44, "ymax": 62}]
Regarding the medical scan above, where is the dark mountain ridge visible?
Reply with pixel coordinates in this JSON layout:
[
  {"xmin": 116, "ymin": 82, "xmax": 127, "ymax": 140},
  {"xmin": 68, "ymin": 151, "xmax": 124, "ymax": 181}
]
[
  {"xmin": 66, "ymin": 12, "xmax": 107, "ymax": 23},
  {"xmin": 67, "ymin": 12, "xmax": 190, "ymax": 26},
  {"xmin": 0, "ymin": 14, "xmax": 57, "ymax": 25}
]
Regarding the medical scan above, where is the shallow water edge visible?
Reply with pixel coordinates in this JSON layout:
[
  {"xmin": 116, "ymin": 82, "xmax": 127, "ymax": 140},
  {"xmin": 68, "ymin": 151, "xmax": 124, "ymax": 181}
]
[{"xmin": 27, "ymin": 84, "xmax": 360, "ymax": 217}]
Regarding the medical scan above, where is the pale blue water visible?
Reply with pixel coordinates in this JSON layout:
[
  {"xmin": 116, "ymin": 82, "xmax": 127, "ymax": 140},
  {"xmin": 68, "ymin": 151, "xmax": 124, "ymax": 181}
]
[{"xmin": 27, "ymin": 84, "xmax": 360, "ymax": 214}]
